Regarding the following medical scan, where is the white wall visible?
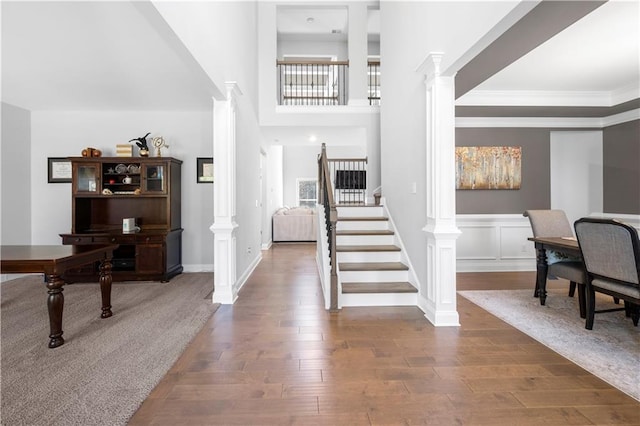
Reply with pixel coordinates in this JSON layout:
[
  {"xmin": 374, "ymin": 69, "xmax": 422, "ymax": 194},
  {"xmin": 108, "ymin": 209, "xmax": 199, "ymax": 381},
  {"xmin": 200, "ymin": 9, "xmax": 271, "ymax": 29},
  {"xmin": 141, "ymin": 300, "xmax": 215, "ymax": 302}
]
[
  {"xmin": 1, "ymin": 103, "xmax": 32, "ymax": 245},
  {"xmin": 264, "ymin": 145, "xmax": 283, "ymax": 246},
  {"xmin": 550, "ymin": 130, "xmax": 603, "ymax": 227},
  {"xmin": 29, "ymin": 110, "xmax": 214, "ymax": 270},
  {"xmin": 278, "ymin": 39, "xmax": 348, "ymax": 60},
  {"xmin": 154, "ymin": 1, "xmax": 263, "ymax": 282},
  {"xmin": 258, "ymin": 2, "xmax": 381, "ymax": 193},
  {"xmin": 234, "ymin": 95, "xmax": 264, "ymax": 275},
  {"xmin": 153, "ymin": 1, "xmax": 259, "ymax": 115},
  {"xmin": 283, "ymin": 145, "xmax": 318, "ymax": 208},
  {"xmin": 282, "ymin": 144, "xmax": 367, "ymax": 207},
  {"xmin": 380, "ymin": 2, "xmax": 524, "ymax": 288}
]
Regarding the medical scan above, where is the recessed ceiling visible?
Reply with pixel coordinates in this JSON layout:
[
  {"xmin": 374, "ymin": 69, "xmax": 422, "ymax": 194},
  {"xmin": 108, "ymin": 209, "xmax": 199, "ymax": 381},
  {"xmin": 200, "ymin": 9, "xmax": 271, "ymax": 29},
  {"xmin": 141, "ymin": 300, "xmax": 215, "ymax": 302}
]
[
  {"xmin": 470, "ymin": 0, "xmax": 639, "ymax": 100},
  {"xmin": 277, "ymin": 6, "xmax": 348, "ymax": 36},
  {"xmin": 277, "ymin": 6, "xmax": 380, "ymax": 41}
]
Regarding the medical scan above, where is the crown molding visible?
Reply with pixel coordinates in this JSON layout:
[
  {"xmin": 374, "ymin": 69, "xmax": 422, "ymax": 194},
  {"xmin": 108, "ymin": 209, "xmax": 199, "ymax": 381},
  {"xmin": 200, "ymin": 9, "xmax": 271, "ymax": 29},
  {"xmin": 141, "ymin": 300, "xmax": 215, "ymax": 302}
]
[
  {"xmin": 610, "ymin": 83, "xmax": 640, "ymax": 106},
  {"xmin": 456, "ymin": 108, "xmax": 639, "ymax": 128},
  {"xmin": 456, "ymin": 83, "xmax": 640, "ymax": 108}
]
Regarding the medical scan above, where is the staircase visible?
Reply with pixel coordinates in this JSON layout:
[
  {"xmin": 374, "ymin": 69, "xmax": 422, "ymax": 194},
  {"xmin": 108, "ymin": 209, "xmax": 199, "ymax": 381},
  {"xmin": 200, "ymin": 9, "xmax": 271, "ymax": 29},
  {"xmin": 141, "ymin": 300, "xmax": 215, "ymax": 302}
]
[{"xmin": 336, "ymin": 204, "xmax": 418, "ymax": 307}]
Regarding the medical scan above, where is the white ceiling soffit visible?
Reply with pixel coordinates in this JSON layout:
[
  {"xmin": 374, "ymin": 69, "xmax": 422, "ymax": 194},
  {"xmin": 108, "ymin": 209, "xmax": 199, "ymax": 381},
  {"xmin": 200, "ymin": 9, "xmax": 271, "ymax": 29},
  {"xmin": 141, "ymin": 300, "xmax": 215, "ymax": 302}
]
[
  {"xmin": 262, "ymin": 126, "xmax": 367, "ymax": 147},
  {"xmin": 277, "ymin": 6, "xmax": 380, "ymax": 42},
  {"xmin": 458, "ymin": 0, "xmax": 640, "ymax": 107},
  {"xmin": 1, "ymin": 1, "xmax": 216, "ymax": 111}
]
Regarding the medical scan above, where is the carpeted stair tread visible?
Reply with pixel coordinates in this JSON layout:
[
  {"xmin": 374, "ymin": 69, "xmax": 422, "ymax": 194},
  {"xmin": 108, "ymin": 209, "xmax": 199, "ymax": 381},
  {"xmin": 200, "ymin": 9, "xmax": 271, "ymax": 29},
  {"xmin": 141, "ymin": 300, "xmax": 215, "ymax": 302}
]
[
  {"xmin": 336, "ymin": 230, "xmax": 394, "ymax": 236},
  {"xmin": 337, "ymin": 245, "xmax": 401, "ymax": 252},
  {"xmin": 339, "ymin": 262, "xmax": 408, "ymax": 271},
  {"xmin": 342, "ymin": 282, "xmax": 417, "ymax": 293}
]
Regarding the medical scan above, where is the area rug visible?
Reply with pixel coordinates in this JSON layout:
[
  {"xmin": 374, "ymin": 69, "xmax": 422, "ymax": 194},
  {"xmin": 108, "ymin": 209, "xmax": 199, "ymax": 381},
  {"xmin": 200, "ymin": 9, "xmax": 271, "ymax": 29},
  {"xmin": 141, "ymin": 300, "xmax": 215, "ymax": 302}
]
[
  {"xmin": 1, "ymin": 273, "xmax": 219, "ymax": 425},
  {"xmin": 459, "ymin": 288, "xmax": 640, "ymax": 401}
]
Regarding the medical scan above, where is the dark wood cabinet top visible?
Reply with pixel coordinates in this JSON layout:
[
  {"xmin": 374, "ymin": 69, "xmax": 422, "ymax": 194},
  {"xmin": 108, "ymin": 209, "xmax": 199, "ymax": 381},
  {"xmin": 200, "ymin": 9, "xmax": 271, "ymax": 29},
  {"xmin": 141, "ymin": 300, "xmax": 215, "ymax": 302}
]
[{"xmin": 66, "ymin": 156, "xmax": 183, "ymax": 164}]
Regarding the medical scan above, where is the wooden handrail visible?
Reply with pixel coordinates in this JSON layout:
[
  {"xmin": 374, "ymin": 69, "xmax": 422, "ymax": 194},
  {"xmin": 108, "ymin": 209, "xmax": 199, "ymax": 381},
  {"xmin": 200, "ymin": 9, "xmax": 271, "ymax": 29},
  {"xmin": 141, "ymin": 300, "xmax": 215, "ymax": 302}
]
[
  {"xmin": 277, "ymin": 59, "xmax": 350, "ymax": 66},
  {"xmin": 318, "ymin": 143, "xmax": 338, "ymax": 311},
  {"xmin": 328, "ymin": 157, "xmax": 368, "ymax": 163}
]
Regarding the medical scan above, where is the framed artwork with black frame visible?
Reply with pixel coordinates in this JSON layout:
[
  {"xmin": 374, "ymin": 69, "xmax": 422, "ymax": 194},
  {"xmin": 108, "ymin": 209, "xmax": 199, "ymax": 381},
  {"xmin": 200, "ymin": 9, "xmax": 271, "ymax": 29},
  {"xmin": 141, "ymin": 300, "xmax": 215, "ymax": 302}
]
[
  {"xmin": 48, "ymin": 157, "xmax": 72, "ymax": 183},
  {"xmin": 197, "ymin": 157, "xmax": 214, "ymax": 183}
]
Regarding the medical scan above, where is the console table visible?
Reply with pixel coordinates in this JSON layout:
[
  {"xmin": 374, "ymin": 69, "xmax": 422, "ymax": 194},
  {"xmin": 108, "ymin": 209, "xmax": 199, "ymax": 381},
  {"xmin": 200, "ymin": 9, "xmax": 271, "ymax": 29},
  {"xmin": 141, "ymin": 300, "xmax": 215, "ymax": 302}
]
[{"xmin": 1, "ymin": 244, "xmax": 118, "ymax": 348}]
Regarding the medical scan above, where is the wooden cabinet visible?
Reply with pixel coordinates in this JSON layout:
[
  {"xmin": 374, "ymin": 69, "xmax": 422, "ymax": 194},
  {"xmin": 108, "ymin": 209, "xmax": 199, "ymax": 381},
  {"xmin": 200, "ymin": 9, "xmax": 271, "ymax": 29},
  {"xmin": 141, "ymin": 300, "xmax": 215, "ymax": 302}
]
[{"xmin": 61, "ymin": 157, "xmax": 183, "ymax": 282}]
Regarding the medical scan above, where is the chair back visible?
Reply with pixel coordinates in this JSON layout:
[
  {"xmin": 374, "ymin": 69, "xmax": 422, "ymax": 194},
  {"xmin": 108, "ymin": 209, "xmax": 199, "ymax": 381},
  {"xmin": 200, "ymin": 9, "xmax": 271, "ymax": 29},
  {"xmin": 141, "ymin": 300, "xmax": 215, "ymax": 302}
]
[
  {"xmin": 574, "ymin": 218, "xmax": 640, "ymax": 285},
  {"xmin": 524, "ymin": 209, "xmax": 574, "ymax": 238}
]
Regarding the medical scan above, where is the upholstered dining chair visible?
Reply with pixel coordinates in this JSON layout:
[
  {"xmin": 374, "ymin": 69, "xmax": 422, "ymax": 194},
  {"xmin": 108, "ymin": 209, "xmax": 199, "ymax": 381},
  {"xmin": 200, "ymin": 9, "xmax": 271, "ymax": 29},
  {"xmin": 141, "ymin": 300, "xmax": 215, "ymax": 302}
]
[
  {"xmin": 524, "ymin": 210, "xmax": 586, "ymax": 300},
  {"xmin": 574, "ymin": 217, "xmax": 640, "ymax": 330}
]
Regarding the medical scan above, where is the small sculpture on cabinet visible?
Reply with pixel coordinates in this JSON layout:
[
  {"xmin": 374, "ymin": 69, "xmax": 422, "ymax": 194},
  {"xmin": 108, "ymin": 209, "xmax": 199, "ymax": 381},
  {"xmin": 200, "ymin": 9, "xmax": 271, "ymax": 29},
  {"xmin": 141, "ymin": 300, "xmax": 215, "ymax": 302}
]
[
  {"xmin": 152, "ymin": 136, "xmax": 169, "ymax": 157},
  {"xmin": 129, "ymin": 132, "xmax": 151, "ymax": 157}
]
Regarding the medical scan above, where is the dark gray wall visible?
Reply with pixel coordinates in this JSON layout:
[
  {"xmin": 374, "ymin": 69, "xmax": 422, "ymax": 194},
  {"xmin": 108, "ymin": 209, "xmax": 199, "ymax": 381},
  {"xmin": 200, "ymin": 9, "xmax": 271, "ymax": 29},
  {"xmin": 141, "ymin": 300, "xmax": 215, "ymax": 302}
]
[
  {"xmin": 603, "ymin": 119, "xmax": 640, "ymax": 214},
  {"xmin": 456, "ymin": 128, "xmax": 550, "ymax": 214}
]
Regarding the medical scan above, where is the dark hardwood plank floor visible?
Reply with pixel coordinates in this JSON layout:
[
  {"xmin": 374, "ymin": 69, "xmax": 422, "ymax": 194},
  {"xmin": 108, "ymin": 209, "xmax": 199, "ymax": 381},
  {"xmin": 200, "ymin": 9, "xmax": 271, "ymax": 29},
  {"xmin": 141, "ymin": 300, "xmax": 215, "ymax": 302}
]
[{"xmin": 129, "ymin": 243, "xmax": 640, "ymax": 425}]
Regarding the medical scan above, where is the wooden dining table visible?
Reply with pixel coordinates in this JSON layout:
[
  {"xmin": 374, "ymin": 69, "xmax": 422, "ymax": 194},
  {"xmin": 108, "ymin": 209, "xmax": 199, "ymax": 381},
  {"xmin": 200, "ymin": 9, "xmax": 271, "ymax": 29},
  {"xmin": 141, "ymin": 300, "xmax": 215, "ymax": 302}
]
[
  {"xmin": 527, "ymin": 236, "xmax": 582, "ymax": 306},
  {"xmin": 1, "ymin": 244, "xmax": 118, "ymax": 348}
]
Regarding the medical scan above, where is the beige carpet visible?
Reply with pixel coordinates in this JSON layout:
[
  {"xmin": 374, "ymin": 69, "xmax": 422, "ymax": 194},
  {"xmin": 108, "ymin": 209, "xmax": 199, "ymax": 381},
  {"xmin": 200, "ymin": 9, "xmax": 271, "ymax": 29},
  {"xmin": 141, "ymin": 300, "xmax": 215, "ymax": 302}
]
[
  {"xmin": 459, "ymin": 288, "xmax": 640, "ymax": 401},
  {"xmin": 1, "ymin": 273, "xmax": 219, "ymax": 425}
]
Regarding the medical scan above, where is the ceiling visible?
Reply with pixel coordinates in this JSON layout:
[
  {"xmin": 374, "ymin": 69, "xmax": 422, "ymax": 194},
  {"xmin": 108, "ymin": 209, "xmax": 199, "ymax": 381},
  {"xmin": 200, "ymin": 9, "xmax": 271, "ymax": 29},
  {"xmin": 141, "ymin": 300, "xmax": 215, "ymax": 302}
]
[
  {"xmin": 277, "ymin": 1, "xmax": 638, "ymax": 110},
  {"xmin": 1, "ymin": 1, "xmax": 216, "ymax": 111},
  {"xmin": 1, "ymin": 1, "xmax": 638, "ymax": 113},
  {"xmin": 462, "ymin": 0, "xmax": 639, "ymax": 105}
]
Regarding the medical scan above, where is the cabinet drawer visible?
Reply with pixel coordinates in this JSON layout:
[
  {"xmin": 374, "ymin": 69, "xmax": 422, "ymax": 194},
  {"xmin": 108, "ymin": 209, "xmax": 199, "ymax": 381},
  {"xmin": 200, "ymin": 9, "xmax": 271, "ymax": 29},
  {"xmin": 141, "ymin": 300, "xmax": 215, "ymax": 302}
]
[
  {"xmin": 62, "ymin": 236, "xmax": 94, "ymax": 245},
  {"xmin": 137, "ymin": 235, "xmax": 164, "ymax": 244},
  {"xmin": 92, "ymin": 236, "xmax": 120, "ymax": 244}
]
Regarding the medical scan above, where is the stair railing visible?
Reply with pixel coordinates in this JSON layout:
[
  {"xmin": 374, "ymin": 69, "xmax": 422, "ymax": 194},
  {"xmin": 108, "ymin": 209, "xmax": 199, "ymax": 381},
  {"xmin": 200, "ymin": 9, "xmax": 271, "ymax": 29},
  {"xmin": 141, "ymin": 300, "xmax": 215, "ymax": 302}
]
[
  {"xmin": 318, "ymin": 143, "xmax": 339, "ymax": 311},
  {"xmin": 277, "ymin": 60, "xmax": 349, "ymax": 106},
  {"xmin": 328, "ymin": 157, "xmax": 368, "ymax": 205}
]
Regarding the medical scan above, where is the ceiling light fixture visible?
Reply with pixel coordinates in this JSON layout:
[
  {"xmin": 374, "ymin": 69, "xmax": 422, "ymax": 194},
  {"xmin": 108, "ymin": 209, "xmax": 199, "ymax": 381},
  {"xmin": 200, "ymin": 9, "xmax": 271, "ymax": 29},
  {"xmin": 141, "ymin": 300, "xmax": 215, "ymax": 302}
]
[{"xmin": 306, "ymin": 17, "xmax": 314, "ymax": 23}]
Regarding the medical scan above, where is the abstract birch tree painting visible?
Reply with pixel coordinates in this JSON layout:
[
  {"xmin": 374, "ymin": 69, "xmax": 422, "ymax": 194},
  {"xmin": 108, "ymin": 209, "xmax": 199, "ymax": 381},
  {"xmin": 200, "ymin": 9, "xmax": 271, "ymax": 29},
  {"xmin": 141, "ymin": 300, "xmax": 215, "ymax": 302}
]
[{"xmin": 455, "ymin": 146, "xmax": 522, "ymax": 190}]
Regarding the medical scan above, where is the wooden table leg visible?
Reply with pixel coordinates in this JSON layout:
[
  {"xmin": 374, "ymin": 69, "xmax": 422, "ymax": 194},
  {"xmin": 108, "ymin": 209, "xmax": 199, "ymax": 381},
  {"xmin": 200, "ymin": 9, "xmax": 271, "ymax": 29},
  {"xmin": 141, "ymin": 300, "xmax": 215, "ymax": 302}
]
[
  {"xmin": 99, "ymin": 256, "xmax": 113, "ymax": 319},
  {"xmin": 45, "ymin": 274, "xmax": 65, "ymax": 348},
  {"xmin": 534, "ymin": 245, "xmax": 549, "ymax": 305}
]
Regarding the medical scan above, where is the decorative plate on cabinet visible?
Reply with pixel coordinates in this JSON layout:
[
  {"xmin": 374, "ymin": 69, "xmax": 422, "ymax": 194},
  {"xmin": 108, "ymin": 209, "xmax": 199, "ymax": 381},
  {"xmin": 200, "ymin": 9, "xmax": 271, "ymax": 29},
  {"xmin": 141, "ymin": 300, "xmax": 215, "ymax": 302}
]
[{"xmin": 115, "ymin": 164, "xmax": 127, "ymax": 174}]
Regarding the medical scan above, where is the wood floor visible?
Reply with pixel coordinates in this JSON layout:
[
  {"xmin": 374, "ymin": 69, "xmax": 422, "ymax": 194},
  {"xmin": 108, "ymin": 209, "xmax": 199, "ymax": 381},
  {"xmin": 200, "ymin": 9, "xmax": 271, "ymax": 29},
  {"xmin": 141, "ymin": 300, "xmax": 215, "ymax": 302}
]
[{"xmin": 130, "ymin": 243, "xmax": 639, "ymax": 425}]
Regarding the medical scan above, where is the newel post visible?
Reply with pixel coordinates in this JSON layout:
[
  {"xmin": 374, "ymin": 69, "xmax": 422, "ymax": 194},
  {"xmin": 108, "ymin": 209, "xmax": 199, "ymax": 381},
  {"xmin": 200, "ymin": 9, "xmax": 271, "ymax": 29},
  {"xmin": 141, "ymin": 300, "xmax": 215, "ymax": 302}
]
[
  {"xmin": 417, "ymin": 53, "xmax": 461, "ymax": 326},
  {"xmin": 210, "ymin": 82, "xmax": 242, "ymax": 304}
]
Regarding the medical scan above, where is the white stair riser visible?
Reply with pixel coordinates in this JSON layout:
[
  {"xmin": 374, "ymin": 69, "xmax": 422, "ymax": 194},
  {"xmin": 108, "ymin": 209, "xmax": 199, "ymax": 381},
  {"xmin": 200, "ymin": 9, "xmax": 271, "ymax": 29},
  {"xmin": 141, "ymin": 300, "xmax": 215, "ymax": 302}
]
[
  {"xmin": 337, "ymin": 251, "xmax": 402, "ymax": 263},
  {"xmin": 341, "ymin": 292, "xmax": 418, "ymax": 307},
  {"xmin": 337, "ymin": 221, "xmax": 390, "ymax": 231},
  {"xmin": 336, "ymin": 235, "xmax": 395, "ymax": 245},
  {"xmin": 336, "ymin": 207, "xmax": 385, "ymax": 218},
  {"xmin": 339, "ymin": 270, "xmax": 409, "ymax": 283}
]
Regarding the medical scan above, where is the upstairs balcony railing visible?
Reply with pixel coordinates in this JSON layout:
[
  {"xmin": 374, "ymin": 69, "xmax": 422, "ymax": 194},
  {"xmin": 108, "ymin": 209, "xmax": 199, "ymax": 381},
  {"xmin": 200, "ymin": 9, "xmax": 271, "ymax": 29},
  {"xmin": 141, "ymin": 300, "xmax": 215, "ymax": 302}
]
[
  {"xmin": 368, "ymin": 60, "xmax": 380, "ymax": 106},
  {"xmin": 276, "ymin": 60, "xmax": 381, "ymax": 106},
  {"xmin": 277, "ymin": 60, "xmax": 349, "ymax": 106}
]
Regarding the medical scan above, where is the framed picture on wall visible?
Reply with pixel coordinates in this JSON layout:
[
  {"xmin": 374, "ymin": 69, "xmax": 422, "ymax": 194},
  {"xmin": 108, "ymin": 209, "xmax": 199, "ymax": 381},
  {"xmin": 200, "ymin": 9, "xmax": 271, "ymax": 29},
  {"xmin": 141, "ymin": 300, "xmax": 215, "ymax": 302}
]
[
  {"xmin": 197, "ymin": 157, "xmax": 213, "ymax": 183},
  {"xmin": 48, "ymin": 157, "xmax": 72, "ymax": 183}
]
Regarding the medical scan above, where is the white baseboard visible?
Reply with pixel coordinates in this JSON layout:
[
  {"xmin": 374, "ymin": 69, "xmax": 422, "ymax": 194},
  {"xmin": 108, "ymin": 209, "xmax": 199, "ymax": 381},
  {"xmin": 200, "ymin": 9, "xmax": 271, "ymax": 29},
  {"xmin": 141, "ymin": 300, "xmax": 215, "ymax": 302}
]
[
  {"xmin": 1, "ymin": 273, "xmax": 37, "ymax": 283},
  {"xmin": 182, "ymin": 264, "xmax": 214, "ymax": 273},
  {"xmin": 234, "ymin": 253, "xmax": 262, "ymax": 296}
]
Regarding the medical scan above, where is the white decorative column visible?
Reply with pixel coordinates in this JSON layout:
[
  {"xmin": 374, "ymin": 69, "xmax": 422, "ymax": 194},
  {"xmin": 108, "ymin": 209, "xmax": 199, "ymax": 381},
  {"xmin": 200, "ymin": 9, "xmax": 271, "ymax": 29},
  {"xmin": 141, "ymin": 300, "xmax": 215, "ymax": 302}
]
[
  {"xmin": 347, "ymin": 2, "xmax": 369, "ymax": 106},
  {"xmin": 210, "ymin": 82, "xmax": 242, "ymax": 304},
  {"xmin": 418, "ymin": 53, "xmax": 461, "ymax": 326}
]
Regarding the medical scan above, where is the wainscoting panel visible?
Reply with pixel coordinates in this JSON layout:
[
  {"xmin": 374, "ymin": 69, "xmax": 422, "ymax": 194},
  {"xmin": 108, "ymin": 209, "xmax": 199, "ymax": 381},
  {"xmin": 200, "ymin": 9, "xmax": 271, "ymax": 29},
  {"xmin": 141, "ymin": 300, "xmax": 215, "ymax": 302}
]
[
  {"xmin": 456, "ymin": 213, "xmax": 640, "ymax": 272},
  {"xmin": 457, "ymin": 214, "xmax": 535, "ymax": 272}
]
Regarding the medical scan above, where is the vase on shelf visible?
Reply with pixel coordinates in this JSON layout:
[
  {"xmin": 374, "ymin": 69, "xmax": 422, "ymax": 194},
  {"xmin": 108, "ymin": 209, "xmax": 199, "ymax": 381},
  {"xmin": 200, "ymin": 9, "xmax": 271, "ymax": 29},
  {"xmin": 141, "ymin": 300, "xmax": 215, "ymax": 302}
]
[{"xmin": 139, "ymin": 148, "xmax": 149, "ymax": 157}]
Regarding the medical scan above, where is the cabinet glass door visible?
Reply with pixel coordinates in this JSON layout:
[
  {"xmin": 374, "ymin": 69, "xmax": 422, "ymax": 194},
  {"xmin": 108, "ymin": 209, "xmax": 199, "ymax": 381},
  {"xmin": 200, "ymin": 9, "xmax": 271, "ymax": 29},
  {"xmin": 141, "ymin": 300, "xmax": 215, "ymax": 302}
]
[
  {"xmin": 75, "ymin": 164, "xmax": 99, "ymax": 193},
  {"xmin": 143, "ymin": 164, "xmax": 165, "ymax": 193}
]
